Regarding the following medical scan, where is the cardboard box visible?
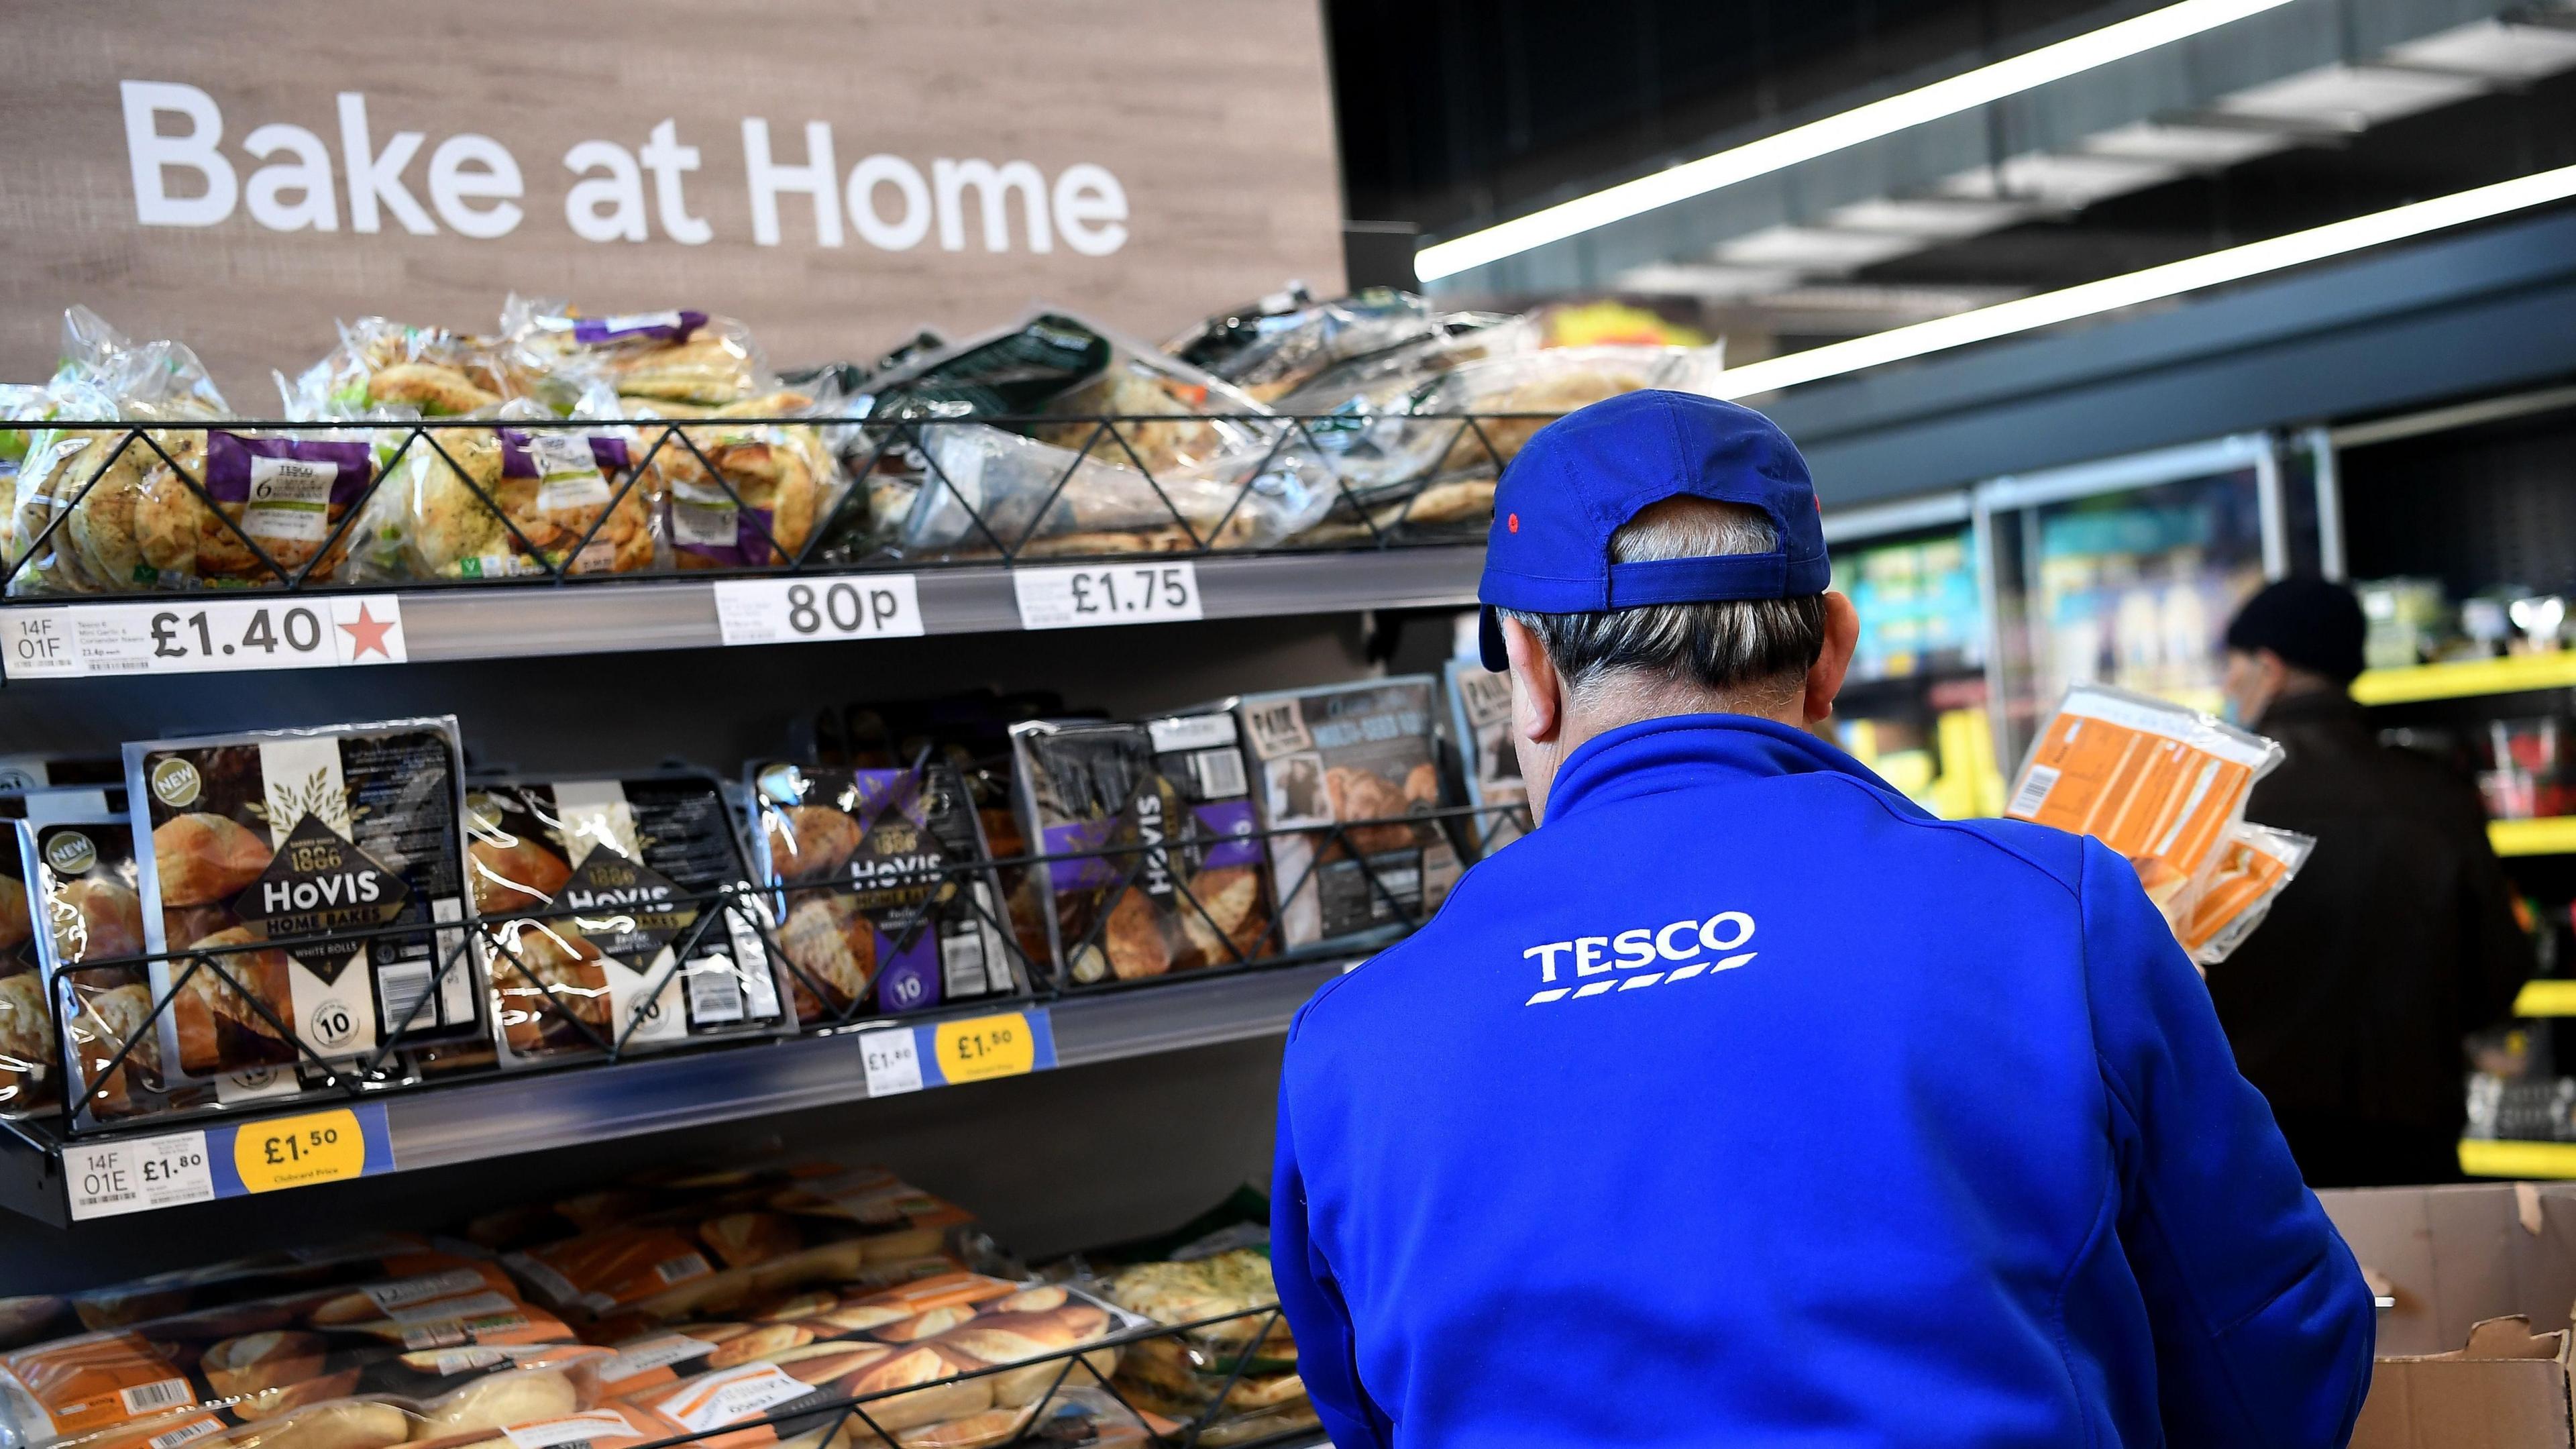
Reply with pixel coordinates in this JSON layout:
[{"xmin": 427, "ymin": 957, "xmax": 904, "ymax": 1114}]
[{"xmin": 2322, "ymin": 1183, "xmax": 2576, "ymax": 1448}]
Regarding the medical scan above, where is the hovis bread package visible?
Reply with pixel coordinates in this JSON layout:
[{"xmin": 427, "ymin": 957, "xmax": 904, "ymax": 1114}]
[
  {"xmin": 1444, "ymin": 659, "xmax": 1529, "ymax": 858},
  {"xmin": 0, "ymin": 824, "xmax": 49, "ymax": 1116},
  {"xmin": 125, "ymin": 720, "xmax": 476, "ymax": 1095},
  {"xmin": 1010, "ymin": 711, "xmax": 1271, "ymax": 986},
  {"xmin": 25, "ymin": 818, "xmax": 203, "ymax": 1122},
  {"xmin": 749, "ymin": 763, "xmax": 1014, "ymax": 1023},
  {"xmin": 1236, "ymin": 678, "xmax": 1458, "ymax": 951},
  {"xmin": 0, "ymin": 1260, "xmax": 570, "ymax": 1449},
  {"xmin": 2006, "ymin": 684, "xmax": 2306, "ymax": 964},
  {"xmin": 466, "ymin": 775, "xmax": 788, "ymax": 1067}
]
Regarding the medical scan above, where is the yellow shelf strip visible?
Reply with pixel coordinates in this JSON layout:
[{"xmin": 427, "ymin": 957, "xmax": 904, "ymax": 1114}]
[
  {"xmin": 2354, "ymin": 652, "xmax": 2576, "ymax": 705},
  {"xmin": 2460, "ymin": 1138, "xmax": 2576, "ymax": 1179},
  {"xmin": 2491, "ymin": 817, "xmax": 2576, "ymax": 857}
]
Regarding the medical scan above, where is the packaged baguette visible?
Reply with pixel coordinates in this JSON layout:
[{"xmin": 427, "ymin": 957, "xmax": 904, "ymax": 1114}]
[
  {"xmin": 58, "ymin": 1238, "xmax": 477, "ymax": 1336},
  {"xmin": 465, "ymin": 773, "xmax": 789, "ymax": 1068},
  {"xmin": 1008, "ymin": 713, "xmax": 1269, "ymax": 987},
  {"xmin": 1163, "ymin": 286, "xmax": 1444, "ymax": 404},
  {"xmin": 747, "ymin": 763, "xmax": 1015, "ymax": 1024},
  {"xmin": 40, "ymin": 1345, "xmax": 619, "ymax": 1449},
  {"xmin": 1234, "ymin": 679, "xmax": 1458, "ymax": 952},
  {"xmin": 279, "ymin": 317, "xmax": 512, "ymax": 421},
  {"xmin": 347, "ymin": 407, "xmax": 657, "ymax": 582},
  {"xmin": 2004, "ymin": 684, "xmax": 2284, "ymax": 916},
  {"xmin": 0, "ymin": 1263, "xmax": 565, "ymax": 1449},
  {"xmin": 126, "ymin": 720, "xmax": 478, "ymax": 1103}
]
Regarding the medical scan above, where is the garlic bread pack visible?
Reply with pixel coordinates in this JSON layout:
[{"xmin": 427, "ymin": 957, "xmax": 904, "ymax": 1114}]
[
  {"xmin": 126, "ymin": 719, "xmax": 478, "ymax": 1093},
  {"xmin": 748, "ymin": 763, "xmax": 1016, "ymax": 1023},
  {"xmin": 1009, "ymin": 712, "xmax": 1269, "ymax": 986},
  {"xmin": 466, "ymin": 773, "xmax": 788, "ymax": 1067},
  {"xmin": 25, "ymin": 816, "xmax": 202, "ymax": 1122},
  {"xmin": 1236, "ymin": 678, "xmax": 1458, "ymax": 951}
]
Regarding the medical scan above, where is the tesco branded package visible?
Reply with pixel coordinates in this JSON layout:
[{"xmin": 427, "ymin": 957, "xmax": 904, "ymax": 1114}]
[
  {"xmin": 345, "ymin": 407, "xmax": 659, "ymax": 583},
  {"xmin": 2005, "ymin": 684, "xmax": 2308, "ymax": 963},
  {"xmin": 24, "ymin": 817, "xmax": 205, "ymax": 1123},
  {"xmin": 1008, "ymin": 712, "xmax": 1271, "ymax": 987},
  {"xmin": 465, "ymin": 774, "xmax": 790, "ymax": 1068},
  {"xmin": 1235, "ymin": 678, "xmax": 1458, "ymax": 951},
  {"xmin": 640, "ymin": 392, "xmax": 851, "ymax": 574},
  {"xmin": 499, "ymin": 1167, "xmax": 973, "ymax": 1328},
  {"xmin": 125, "ymin": 719, "xmax": 478, "ymax": 1102},
  {"xmin": 0, "ymin": 1260, "xmax": 566, "ymax": 1449},
  {"xmin": 500, "ymin": 297, "xmax": 771, "ymax": 409},
  {"xmin": 747, "ymin": 763, "xmax": 1016, "ymax": 1024},
  {"xmin": 1444, "ymin": 659, "xmax": 1529, "ymax": 858}
]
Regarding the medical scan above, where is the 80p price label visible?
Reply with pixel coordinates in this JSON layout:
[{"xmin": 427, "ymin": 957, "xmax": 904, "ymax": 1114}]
[
  {"xmin": 1013, "ymin": 563, "xmax": 1201, "ymax": 630},
  {"xmin": 713, "ymin": 576, "xmax": 924, "ymax": 647}
]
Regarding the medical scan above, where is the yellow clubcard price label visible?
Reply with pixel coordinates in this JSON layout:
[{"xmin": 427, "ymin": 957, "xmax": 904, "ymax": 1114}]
[
  {"xmin": 233, "ymin": 1108, "xmax": 368, "ymax": 1192},
  {"xmin": 934, "ymin": 1012, "xmax": 1038, "ymax": 1083}
]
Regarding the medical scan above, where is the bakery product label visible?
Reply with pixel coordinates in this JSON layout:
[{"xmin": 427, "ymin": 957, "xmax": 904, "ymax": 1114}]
[
  {"xmin": 1237, "ymin": 679, "xmax": 1457, "ymax": 950},
  {"xmin": 240, "ymin": 455, "xmax": 339, "ymax": 543},
  {"xmin": 574, "ymin": 310, "xmax": 704, "ymax": 345}
]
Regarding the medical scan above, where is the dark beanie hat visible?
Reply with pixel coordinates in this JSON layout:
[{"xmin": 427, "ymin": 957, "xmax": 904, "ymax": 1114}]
[{"xmin": 2224, "ymin": 577, "xmax": 2367, "ymax": 683}]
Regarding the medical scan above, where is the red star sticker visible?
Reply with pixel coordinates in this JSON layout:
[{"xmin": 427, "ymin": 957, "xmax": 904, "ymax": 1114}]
[{"xmin": 339, "ymin": 603, "xmax": 397, "ymax": 660}]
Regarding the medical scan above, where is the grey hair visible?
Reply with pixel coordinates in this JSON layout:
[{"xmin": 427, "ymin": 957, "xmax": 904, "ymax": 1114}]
[{"xmin": 1499, "ymin": 496, "xmax": 1827, "ymax": 700}]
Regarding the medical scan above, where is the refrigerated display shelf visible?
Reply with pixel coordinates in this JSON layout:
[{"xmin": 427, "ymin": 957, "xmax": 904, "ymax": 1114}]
[
  {"xmin": 2491, "ymin": 818, "xmax": 2576, "ymax": 857},
  {"xmin": 2352, "ymin": 651, "xmax": 2576, "ymax": 705},
  {"xmin": 0, "ymin": 957, "xmax": 1350, "ymax": 1227},
  {"xmin": 2460, "ymin": 1138, "xmax": 2576, "ymax": 1179}
]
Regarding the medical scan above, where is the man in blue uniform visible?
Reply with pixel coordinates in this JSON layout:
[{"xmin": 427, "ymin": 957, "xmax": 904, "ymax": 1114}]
[{"xmin": 1270, "ymin": 390, "xmax": 2374, "ymax": 1448}]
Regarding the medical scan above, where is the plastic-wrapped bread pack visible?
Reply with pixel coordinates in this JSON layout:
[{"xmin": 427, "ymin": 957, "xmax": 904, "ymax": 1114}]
[
  {"xmin": 2177, "ymin": 822, "xmax": 2316, "ymax": 967},
  {"xmin": 9, "ymin": 309, "xmax": 233, "ymax": 598},
  {"xmin": 125, "ymin": 719, "xmax": 477, "ymax": 1109},
  {"xmin": 1008, "ymin": 712, "xmax": 1270, "ymax": 987},
  {"xmin": 642, "ymin": 392, "xmax": 851, "ymax": 572},
  {"xmin": 280, "ymin": 317, "xmax": 513, "ymax": 421},
  {"xmin": 54, "ymin": 1236, "xmax": 483, "ymax": 1336},
  {"xmin": 1161, "ymin": 286, "xmax": 1444, "ymax": 405},
  {"xmin": 343, "ymin": 400, "xmax": 659, "ymax": 583},
  {"xmin": 1444, "ymin": 659, "xmax": 1528, "ymax": 858},
  {"xmin": 0, "ymin": 823, "xmax": 50, "ymax": 1117},
  {"xmin": 127, "ymin": 429, "xmax": 378, "ymax": 589},
  {"xmin": 466, "ymin": 774, "xmax": 790, "ymax": 1068},
  {"xmin": 0, "ymin": 1260, "xmax": 574, "ymax": 1449},
  {"xmin": 747, "ymin": 763, "xmax": 1016, "ymax": 1024},
  {"xmin": 25, "ymin": 816, "xmax": 205, "ymax": 1122},
  {"xmin": 500, "ymin": 298, "xmax": 769, "ymax": 411},
  {"xmin": 498, "ymin": 1167, "xmax": 973, "ymax": 1330},
  {"xmin": 1097, "ymin": 1250, "xmax": 1312, "ymax": 1447},
  {"xmin": 2004, "ymin": 684, "xmax": 2308, "ymax": 961},
  {"xmin": 1235, "ymin": 679, "xmax": 1458, "ymax": 952}
]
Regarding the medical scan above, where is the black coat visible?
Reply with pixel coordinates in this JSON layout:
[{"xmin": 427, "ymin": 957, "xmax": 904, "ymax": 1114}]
[{"xmin": 2206, "ymin": 690, "xmax": 2531, "ymax": 1138}]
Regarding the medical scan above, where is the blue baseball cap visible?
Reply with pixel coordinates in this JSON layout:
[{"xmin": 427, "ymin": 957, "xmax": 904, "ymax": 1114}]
[{"xmin": 1477, "ymin": 389, "xmax": 1829, "ymax": 672}]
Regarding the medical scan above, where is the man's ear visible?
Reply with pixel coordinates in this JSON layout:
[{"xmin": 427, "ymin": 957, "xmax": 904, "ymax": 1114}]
[
  {"xmin": 1503, "ymin": 616, "xmax": 1563, "ymax": 745},
  {"xmin": 1804, "ymin": 592, "xmax": 1860, "ymax": 724}
]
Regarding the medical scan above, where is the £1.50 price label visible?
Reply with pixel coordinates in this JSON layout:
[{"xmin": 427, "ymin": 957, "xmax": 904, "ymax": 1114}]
[
  {"xmin": 3, "ymin": 596, "xmax": 405, "ymax": 680},
  {"xmin": 712, "ymin": 576, "xmax": 924, "ymax": 647},
  {"xmin": 1012, "ymin": 563, "xmax": 1201, "ymax": 631},
  {"xmin": 63, "ymin": 1102, "xmax": 396, "ymax": 1220},
  {"xmin": 234, "ymin": 1108, "xmax": 370, "ymax": 1193}
]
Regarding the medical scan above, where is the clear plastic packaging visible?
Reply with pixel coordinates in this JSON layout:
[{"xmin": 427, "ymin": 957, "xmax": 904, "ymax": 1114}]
[
  {"xmin": 746, "ymin": 764, "xmax": 1017, "ymax": 1024},
  {"xmin": 1096, "ymin": 1250, "xmax": 1310, "ymax": 1446},
  {"xmin": 466, "ymin": 773, "xmax": 791, "ymax": 1068},
  {"xmin": 129, "ymin": 430, "xmax": 378, "ymax": 588},
  {"xmin": 0, "ymin": 822, "xmax": 48, "ymax": 1117},
  {"xmin": 1444, "ymin": 659, "xmax": 1528, "ymax": 858},
  {"xmin": 1008, "ymin": 713, "xmax": 1271, "ymax": 986},
  {"xmin": 1162, "ymin": 286, "xmax": 1443, "ymax": 404},
  {"xmin": 640, "ymin": 392, "xmax": 849, "ymax": 572},
  {"xmin": 895, "ymin": 425, "xmax": 1328, "ymax": 559},
  {"xmin": 2179, "ymin": 822, "xmax": 2316, "ymax": 966},
  {"xmin": 1233, "ymin": 679, "xmax": 1458, "ymax": 952},
  {"xmin": 125, "ymin": 718, "xmax": 478, "ymax": 1103},
  {"xmin": 24, "ymin": 816, "xmax": 199, "ymax": 1122},
  {"xmin": 278, "ymin": 318, "xmax": 512, "ymax": 421},
  {"xmin": 343, "ymin": 392, "xmax": 660, "ymax": 583},
  {"xmin": 502, "ymin": 297, "xmax": 769, "ymax": 409}
]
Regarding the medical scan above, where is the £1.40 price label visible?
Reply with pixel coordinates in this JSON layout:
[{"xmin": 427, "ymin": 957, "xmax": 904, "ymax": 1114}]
[
  {"xmin": 2, "ymin": 596, "xmax": 405, "ymax": 680},
  {"xmin": 234, "ymin": 1108, "xmax": 370, "ymax": 1193},
  {"xmin": 712, "ymin": 576, "xmax": 924, "ymax": 647},
  {"xmin": 1012, "ymin": 563, "xmax": 1201, "ymax": 631}
]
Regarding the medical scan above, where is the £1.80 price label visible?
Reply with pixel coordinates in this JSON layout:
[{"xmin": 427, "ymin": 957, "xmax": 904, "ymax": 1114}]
[
  {"xmin": 235, "ymin": 1108, "xmax": 370, "ymax": 1192},
  {"xmin": 712, "ymin": 576, "xmax": 924, "ymax": 647},
  {"xmin": 1012, "ymin": 563, "xmax": 1201, "ymax": 631},
  {"xmin": 3, "ymin": 596, "xmax": 406, "ymax": 680}
]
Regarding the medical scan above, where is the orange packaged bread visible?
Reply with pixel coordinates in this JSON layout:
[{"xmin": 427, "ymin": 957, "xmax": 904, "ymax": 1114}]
[
  {"xmin": 585, "ymin": 1273, "xmax": 1026, "ymax": 1401},
  {"xmin": 2176, "ymin": 822, "xmax": 2315, "ymax": 967},
  {"xmin": 2004, "ymin": 684, "xmax": 2284, "ymax": 909}
]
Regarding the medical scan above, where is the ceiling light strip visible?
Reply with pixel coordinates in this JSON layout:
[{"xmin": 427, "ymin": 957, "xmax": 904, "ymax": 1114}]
[
  {"xmin": 1707, "ymin": 162, "xmax": 2576, "ymax": 399},
  {"xmin": 1414, "ymin": 0, "xmax": 2298, "ymax": 282}
]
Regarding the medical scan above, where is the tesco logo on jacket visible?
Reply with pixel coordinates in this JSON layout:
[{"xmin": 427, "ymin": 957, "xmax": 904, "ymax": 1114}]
[{"xmin": 1521, "ymin": 911, "xmax": 1758, "ymax": 1005}]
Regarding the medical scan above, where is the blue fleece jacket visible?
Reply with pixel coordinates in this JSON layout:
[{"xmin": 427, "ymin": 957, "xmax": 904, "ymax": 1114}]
[{"xmin": 1272, "ymin": 713, "xmax": 2374, "ymax": 1448}]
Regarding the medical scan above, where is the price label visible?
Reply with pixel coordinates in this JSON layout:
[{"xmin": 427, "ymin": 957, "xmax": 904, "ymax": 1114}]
[
  {"xmin": 934, "ymin": 1012, "xmax": 1039, "ymax": 1083},
  {"xmin": 64, "ymin": 1130, "xmax": 217, "ymax": 1220},
  {"xmin": 712, "ymin": 576, "xmax": 924, "ymax": 647},
  {"xmin": 857, "ymin": 1027, "xmax": 924, "ymax": 1097},
  {"xmin": 234, "ymin": 1108, "xmax": 370, "ymax": 1193},
  {"xmin": 2, "ymin": 596, "xmax": 405, "ymax": 680},
  {"xmin": 1012, "ymin": 563, "xmax": 1201, "ymax": 631}
]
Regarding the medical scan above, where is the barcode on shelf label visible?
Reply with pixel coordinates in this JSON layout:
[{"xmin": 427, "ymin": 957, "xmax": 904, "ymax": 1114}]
[
  {"xmin": 121, "ymin": 1380, "xmax": 193, "ymax": 1415},
  {"xmin": 859, "ymin": 1027, "xmax": 924, "ymax": 1097},
  {"xmin": 654, "ymin": 1253, "xmax": 712, "ymax": 1286},
  {"xmin": 2007, "ymin": 765, "xmax": 2061, "ymax": 819},
  {"xmin": 1, "ymin": 596, "xmax": 406, "ymax": 680},
  {"xmin": 63, "ymin": 1131, "xmax": 216, "ymax": 1220},
  {"xmin": 1012, "ymin": 562, "xmax": 1201, "ymax": 630},
  {"xmin": 712, "ymin": 576, "xmax": 924, "ymax": 647}
]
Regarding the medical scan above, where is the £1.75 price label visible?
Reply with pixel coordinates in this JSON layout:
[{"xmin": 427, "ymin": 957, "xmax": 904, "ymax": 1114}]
[
  {"xmin": 3, "ymin": 596, "xmax": 405, "ymax": 680},
  {"xmin": 712, "ymin": 576, "xmax": 924, "ymax": 647},
  {"xmin": 1012, "ymin": 563, "xmax": 1201, "ymax": 631}
]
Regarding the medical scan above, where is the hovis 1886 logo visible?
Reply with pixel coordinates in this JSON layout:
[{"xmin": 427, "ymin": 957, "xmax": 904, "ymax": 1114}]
[{"xmin": 1521, "ymin": 910, "xmax": 1756, "ymax": 1005}]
